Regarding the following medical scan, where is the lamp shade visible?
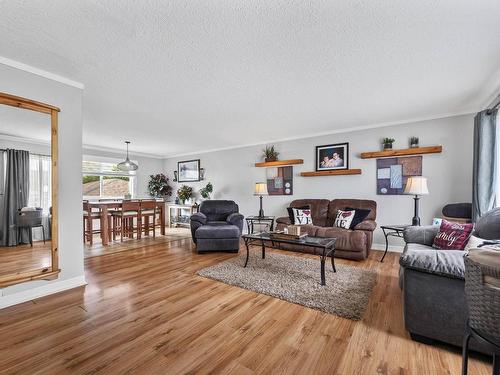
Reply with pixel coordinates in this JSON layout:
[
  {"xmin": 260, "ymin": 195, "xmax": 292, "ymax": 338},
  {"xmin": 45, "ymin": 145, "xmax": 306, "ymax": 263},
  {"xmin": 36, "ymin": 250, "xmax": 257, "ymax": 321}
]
[
  {"xmin": 404, "ymin": 176, "xmax": 429, "ymax": 195},
  {"xmin": 254, "ymin": 182, "xmax": 268, "ymax": 196}
]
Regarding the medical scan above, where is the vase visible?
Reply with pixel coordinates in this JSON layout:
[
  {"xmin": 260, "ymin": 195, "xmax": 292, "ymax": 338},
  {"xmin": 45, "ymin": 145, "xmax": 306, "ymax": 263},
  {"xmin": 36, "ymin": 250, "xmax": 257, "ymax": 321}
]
[
  {"xmin": 383, "ymin": 144, "xmax": 393, "ymax": 150},
  {"xmin": 265, "ymin": 157, "xmax": 277, "ymax": 162},
  {"xmin": 410, "ymin": 143, "xmax": 419, "ymax": 148}
]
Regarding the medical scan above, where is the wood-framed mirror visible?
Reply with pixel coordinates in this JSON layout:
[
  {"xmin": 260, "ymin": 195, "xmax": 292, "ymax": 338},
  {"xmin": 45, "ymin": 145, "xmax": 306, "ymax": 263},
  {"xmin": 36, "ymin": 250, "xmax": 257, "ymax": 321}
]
[{"xmin": 0, "ymin": 92, "xmax": 60, "ymax": 288}]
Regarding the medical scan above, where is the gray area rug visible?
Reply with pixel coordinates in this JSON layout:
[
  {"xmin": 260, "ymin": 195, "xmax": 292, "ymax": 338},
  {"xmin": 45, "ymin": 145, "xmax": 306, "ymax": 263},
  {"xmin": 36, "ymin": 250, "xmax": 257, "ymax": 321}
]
[{"xmin": 197, "ymin": 252, "xmax": 377, "ymax": 320}]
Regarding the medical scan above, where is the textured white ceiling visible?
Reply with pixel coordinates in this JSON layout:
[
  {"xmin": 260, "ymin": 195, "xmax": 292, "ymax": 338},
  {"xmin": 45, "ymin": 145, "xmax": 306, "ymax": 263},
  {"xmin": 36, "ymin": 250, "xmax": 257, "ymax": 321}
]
[{"xmin": 1, "ymin": 1, "xmax": 500, "ymax": 157}]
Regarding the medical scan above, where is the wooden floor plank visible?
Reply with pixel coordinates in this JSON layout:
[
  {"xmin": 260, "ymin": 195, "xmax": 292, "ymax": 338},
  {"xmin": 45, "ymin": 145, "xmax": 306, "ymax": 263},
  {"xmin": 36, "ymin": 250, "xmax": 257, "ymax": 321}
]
[{"xmin": 0, "ymin": 229, "xmax": 491, "ymax": 375}]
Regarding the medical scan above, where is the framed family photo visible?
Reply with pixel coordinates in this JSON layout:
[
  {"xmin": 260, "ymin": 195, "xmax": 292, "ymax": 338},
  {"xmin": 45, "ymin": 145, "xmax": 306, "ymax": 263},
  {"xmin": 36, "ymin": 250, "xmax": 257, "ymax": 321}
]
[
  {"xmin": 177, "ymin": 159, "xmax": 200, "ymax": 182},
  {"xmin": 315, "ymin": 143, "xmax": 349, "ymax": 171}
]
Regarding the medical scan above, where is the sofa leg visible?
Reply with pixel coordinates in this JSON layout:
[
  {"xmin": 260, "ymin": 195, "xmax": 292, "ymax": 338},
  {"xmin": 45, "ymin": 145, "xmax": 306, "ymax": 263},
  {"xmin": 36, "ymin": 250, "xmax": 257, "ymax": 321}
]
[{"xmin": 410, "ymin": 333, "xmax": 435, "ymax": 345}]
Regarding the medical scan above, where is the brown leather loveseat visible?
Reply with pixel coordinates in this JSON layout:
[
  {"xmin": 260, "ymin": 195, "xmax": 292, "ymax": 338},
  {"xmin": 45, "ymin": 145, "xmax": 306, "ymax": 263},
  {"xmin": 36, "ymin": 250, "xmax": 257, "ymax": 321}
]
[{"xmin": 276, "ymin": 199, "xmax": 377, "ymax": 260}]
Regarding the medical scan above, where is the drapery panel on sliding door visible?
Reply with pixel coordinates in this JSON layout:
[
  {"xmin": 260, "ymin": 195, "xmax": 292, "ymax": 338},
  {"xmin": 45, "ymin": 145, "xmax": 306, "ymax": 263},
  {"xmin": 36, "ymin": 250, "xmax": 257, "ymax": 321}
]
[{"xmin": 472, "ymin": 109, "xmax": 498, "ymax": 222}]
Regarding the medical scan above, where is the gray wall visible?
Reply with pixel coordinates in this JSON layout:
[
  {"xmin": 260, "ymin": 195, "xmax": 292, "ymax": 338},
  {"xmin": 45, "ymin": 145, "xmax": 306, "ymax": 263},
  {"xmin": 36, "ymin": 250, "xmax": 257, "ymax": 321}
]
[
  {"xmin": 0, "ymin": 63, "xmax": 84, "ymax": 297},
  {"xmin": 164, "ymin": 114, "xmax": 473, "ymax": 248}
]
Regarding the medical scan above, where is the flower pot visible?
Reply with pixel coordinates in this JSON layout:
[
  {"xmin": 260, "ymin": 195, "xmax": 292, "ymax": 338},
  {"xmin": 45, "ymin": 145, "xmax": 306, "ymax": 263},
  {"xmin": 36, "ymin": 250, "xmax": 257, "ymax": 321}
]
[
  {"xmin": 410, "ymin": 143, "xmax": 419, "ymax": 148},
  {"xmin": 265, "ymin": 157, "xmax": 278, "ymax": 162},
  {"xmin": 383, "ymin": 143, "xmax": 393, "ymax": 150}
]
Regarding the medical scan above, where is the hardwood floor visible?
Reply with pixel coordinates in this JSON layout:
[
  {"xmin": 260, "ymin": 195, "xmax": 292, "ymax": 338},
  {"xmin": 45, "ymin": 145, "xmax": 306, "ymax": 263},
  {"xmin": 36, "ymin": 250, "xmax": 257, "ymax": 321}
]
[
  {"xmin": 0, "ymin": 241, "xmax": 51, "ymax": 278},
  {"xmin": 0, "ymin": 232, "xmax": 491, "ymax": 374}
]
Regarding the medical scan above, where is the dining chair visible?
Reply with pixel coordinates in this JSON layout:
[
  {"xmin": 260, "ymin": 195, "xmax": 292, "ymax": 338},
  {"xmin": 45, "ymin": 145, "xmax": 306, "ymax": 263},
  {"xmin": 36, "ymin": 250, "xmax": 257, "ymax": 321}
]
[
  {"xmin": 83, "ymin": 201, "xmax": 112, "ymax": 245},
  {"xmin": 16, "ymin": 208, "xmax": 45, "ymax": 247},
  {"xmin": 112, "ymin": 200, "xmax": 141, "ymax": 241},
  {"xmin": 140, "ymin": 200, "xmax": 159, "ymax": 238}
]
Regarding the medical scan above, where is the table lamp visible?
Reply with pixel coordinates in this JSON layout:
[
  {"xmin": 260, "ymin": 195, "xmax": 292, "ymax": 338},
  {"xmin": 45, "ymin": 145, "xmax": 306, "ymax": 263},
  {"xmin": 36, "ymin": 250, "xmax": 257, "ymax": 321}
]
[
  {"xmin": 254, "ymin": 182, "xmax": 268, "ymax": 217},
  {"xmin": 404, "ymin": 176, "xmax": 429, "ymax": 226}
]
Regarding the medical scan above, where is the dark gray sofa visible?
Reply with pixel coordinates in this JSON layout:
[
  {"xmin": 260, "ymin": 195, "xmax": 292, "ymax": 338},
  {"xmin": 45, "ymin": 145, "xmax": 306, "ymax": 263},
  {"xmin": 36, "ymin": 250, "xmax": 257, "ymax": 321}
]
[
  {"xmin": 190, "ymin": 200, "xmax": 243, "ymax": 253},
  {"xmin": 400, "ymin": 209, "xmax": 500, "ymax": 353}
]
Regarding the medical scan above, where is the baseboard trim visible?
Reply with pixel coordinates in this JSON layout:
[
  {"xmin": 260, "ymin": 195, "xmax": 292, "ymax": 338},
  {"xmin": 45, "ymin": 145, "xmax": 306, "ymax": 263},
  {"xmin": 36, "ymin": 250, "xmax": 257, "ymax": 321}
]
[
  {"xmin": 0, "ymin": 275, "xmax": 87, "ymax": 309},
  {"xmin": 371, "ymin": 243, "xmax": 404, "ymax": 253}
]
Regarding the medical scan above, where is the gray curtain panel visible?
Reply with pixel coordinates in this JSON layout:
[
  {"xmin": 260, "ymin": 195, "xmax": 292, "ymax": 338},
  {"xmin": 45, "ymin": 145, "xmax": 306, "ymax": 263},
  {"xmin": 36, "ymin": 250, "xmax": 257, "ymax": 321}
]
[
  {"xmin": 0, "ymin": 149, "xmax": 30, "ymax": 246},
  {"xmin": 472, "ymin": 109, "xmax": 497, "ymax": 222}
]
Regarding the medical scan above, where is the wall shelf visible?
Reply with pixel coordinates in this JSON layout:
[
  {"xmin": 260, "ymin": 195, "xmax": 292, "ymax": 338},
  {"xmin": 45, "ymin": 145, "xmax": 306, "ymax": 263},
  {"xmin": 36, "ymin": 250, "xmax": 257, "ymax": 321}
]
[
  {"xmin": 255, "ymin": 159, "xmax": 304, "ymax": 167},
  {"xmin": 360, "ymin": 145, "xmax": 442, "ymax": 159},
  {"xmin": 300, "ymin": 169, "xmax": 362, "ymax": 177}
]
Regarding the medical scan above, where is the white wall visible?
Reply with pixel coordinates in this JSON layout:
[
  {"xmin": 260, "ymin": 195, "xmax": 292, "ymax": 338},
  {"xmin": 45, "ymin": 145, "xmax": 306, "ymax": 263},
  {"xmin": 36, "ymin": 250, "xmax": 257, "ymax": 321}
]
[
  {"xmin": 164, "ymin": 114, "xmax": 474, "ymax": 248},
  {"xmin": 83, "ymin": 148, "xmax": 164, "ymax": 198},
  {"xmin": 0, "ymin": 63, "xmax": 85, "ymax": 307}
]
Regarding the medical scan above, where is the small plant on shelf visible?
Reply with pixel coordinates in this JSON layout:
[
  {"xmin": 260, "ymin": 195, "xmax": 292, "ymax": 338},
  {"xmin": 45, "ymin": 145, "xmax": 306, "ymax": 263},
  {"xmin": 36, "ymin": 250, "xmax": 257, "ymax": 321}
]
[
  {"xmin": 200, "ymin": 182, "xmax": 213, "ymax": 199},
  {"xmin": 177, "ymin": 185, "xmax": 193, "ymax": 204},
  {"xmin": 409, "ymin": 136, "xmax": 419, "ymax": 148},
  {"xmin": 382, "ymin": 138, "xmax": 395, "ymax": 150},
  {"xmin": 148, "ymin": 173, "xmax": 172, "ymax": 198},
  {"xmin": 263, "ymin": 145, "xmax": 279, "ymax": 162}
]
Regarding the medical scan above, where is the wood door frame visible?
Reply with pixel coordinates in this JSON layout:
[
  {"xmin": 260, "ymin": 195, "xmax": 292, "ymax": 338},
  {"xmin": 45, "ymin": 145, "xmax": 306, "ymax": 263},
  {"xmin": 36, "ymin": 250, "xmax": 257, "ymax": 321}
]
[{"xmin": 0, "ymin": 92, "xmax": 61, "ymax": 288}]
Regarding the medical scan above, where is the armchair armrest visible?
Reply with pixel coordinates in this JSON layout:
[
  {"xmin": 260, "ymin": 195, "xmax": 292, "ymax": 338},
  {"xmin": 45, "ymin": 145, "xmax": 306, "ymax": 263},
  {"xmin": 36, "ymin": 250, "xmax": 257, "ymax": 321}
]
[
  {"xmin": 190, "ymin": 212, "xmax": 207, "ymax": 225},
  {"xmin": 227, "ymin": 213, "xmax": 244, "ymax": 233},
  {"xmin": 276, "ymin": 216, "xmax": 291, "ymax": 225},
  {"xmin": 354, "ymin": 220, "xmax": 377, "ymax": 231},
  {"xmin": 403, "ymin": 225, "xmax": 439, "ymax": 246}
]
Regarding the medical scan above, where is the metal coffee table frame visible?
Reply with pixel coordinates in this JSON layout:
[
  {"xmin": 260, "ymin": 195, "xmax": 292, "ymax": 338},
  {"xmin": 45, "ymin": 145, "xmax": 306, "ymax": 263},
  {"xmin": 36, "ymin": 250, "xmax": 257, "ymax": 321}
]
[{"xmin": 242, "ymin": 232, "xmax": 337, "ymax": 286}]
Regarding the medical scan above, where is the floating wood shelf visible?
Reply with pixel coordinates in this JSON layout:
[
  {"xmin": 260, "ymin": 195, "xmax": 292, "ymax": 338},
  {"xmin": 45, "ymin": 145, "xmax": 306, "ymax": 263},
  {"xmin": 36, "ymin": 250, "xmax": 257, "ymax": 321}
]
[
  {"xmin": 360, "ymin": 145, "xmax": 442, "ymax": 159},
  {"xmin": 255, "ymin": 159, "xmax": 304, "ymax": 167},
  {"xmin": 300, "ymin": 169, "xmax": 362, "ymax": 177}
]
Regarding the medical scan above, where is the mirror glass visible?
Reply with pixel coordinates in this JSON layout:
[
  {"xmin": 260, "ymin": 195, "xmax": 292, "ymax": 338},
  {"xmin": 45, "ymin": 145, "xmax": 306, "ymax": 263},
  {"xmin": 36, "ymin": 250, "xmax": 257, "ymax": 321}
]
[{"xmin": 0, "ymin": 103, "xmax": 53, "ymax": 283}]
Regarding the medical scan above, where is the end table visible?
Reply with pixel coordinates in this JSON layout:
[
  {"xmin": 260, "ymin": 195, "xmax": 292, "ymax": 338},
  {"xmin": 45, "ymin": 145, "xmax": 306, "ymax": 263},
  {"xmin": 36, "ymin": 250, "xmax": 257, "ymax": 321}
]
[
  {"xmin": 245, "ymin": 216, "xmax": 275, "ymax": 234},
  {"xmin": 380, "ymin": 225, "xmax": 410, "ymax": 262}
]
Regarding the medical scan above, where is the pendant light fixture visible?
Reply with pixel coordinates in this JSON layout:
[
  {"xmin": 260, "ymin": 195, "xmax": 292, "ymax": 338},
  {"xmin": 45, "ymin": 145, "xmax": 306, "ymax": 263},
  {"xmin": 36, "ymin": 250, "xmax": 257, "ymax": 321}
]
[{"xmin": 117, "ymin": 141, "xmax": 139, "ymax": 171}]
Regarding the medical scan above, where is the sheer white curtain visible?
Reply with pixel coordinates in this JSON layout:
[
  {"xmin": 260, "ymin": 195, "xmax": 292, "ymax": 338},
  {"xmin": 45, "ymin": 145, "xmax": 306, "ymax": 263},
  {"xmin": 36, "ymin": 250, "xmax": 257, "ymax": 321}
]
[{"xmin": 28, "ymin": 154, "xmax": 51, "ymax": 213}]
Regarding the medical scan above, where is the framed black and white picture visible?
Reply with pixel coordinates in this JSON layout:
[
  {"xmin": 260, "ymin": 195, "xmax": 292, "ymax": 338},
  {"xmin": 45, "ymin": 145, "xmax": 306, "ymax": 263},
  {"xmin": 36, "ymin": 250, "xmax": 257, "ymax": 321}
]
[
  {"xmin": 315, "ymin": 143, "xmax": 349, "ymax": 171},
  {"xmin": 177, "ymin": 159, "xmax": 200, "ymax": 182}
]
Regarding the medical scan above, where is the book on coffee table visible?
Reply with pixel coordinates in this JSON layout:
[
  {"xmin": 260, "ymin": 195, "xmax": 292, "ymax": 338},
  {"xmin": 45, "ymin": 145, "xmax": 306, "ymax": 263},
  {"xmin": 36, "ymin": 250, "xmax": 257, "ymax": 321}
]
[{"xmin": 269, "ymin": 231, "xmax": 308, "ymax": 241}]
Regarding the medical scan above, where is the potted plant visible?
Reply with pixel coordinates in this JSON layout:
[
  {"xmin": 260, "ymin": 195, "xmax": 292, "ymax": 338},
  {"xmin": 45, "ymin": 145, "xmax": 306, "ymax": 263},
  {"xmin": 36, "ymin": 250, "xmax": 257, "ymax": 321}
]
[
  {"xmin": 148, "ymin": 173, "xmax": 173, "ymax": 198},
  {"xmin": 263, "ymin": 145, "xmax": 279, "ymax": 162},
  {"xmin": 177, "ymin": 185, "xmax": 193, "ymax": 204},
  {"xmin": 382, "ymin": 138, "xmax": 395, "ymax": 150},
  {"xmin": 409, "ymin": 136, "xmax": 419, "ymax": 148},
  {"xmin": 200, "ymin": 182, "xmax": 213, "ymax": 200}
]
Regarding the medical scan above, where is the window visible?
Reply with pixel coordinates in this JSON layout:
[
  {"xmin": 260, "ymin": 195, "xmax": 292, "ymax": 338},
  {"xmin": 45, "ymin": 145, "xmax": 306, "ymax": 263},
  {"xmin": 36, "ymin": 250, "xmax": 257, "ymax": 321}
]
[
  {"xmin": 82, "ymin": 159, "xmax": 136, "ymax": 199},
  {"xmin": 28, "ymin": 154, "xmax": 51, "ymax": 214}
]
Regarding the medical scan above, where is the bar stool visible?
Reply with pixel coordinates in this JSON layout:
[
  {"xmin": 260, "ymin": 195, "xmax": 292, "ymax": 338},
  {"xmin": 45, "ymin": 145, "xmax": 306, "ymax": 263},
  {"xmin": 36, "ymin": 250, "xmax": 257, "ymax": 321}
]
[
  {"xmin": 140, "ymin": 200, "xmax": 159, "ymax": 238},
  {"xmin": 462, "ymin": 250, "xmax": 500, "ymax": 375},
  {"xmin": 112, "ymin": 200, "xmax": 141, "ymax": 241},
  {"xmin": 83, "ymin": 201, "xmax": 112, "ymax": 245}
]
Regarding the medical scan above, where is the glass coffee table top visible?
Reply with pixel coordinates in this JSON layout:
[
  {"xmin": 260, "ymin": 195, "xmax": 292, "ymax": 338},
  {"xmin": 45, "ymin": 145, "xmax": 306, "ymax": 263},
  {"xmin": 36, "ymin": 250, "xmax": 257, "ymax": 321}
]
[{"xmin": 242, "ymin": 232, "xmax": 336, "ymax": 248}]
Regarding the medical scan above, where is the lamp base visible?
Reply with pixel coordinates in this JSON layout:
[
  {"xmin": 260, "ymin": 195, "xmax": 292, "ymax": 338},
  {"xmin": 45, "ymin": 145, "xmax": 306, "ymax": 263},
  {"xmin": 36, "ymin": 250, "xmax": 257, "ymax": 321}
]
[
  {"xmin": 412, "ymin": 195, "xmax": 421, "ymax": 226},
  {"xmin": 258, "ymin": 195, "xmax": 264, "ymax": 218}
]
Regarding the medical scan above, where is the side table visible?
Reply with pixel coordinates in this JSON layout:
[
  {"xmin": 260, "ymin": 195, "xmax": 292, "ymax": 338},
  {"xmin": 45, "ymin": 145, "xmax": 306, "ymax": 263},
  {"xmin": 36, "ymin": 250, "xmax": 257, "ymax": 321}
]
[
  {"xmin": 245, "ymin": 216, "xmax": 275, "ymax": 234},
  {"xmin": 380, "ymin": 225, "xmax": 411, "ymax": 262}
]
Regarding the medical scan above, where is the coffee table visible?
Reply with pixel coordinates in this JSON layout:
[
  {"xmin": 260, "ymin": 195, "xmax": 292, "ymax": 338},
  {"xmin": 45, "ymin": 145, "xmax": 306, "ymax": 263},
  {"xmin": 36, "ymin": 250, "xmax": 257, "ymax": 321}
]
[{"xmin": 242, "ymin": 232, "xmax": 337, "ymax": 286}]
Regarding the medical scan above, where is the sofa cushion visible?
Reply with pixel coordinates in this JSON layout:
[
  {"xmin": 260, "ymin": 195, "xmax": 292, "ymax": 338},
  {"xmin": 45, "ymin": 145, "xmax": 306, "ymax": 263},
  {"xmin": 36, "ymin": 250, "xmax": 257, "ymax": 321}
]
[
  {"xmin": 345, "ymin": 206, "xmax": 372, "ymax": 229},
  {"xmin": 315, "ymin": 226, "xmax": 366, "ymax": 252},
  {"xmin": 403, "ymin": 225, "xmax": 439, "ymax": 246},
  {"xmin": 288, "ymin": 199, "xmax": 330, "ymax": 227},
  {"xmin": 475, "ymin": 207, "xmax": 500, "ymax": 239},
  {"xmin": 195, "ymin": 224, "xmax": 240, "ymax": 239},
  {"xmin": 400, "ymin": 245, "xmax": 466, "ymax": 279},
  {"xmin": 199, "ymin": 200, "xmax": 239, "ymax": 222},
  {"xmin": 328, "ymin": 199, "xmax": 377, "ymax": 226}
]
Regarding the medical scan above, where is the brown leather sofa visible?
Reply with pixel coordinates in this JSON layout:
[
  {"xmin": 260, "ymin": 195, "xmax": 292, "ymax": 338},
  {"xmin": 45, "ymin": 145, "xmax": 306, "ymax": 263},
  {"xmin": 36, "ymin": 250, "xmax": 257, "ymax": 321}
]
[{"xmin": 276, "ymin": 199, "xmax": 377, "ymax": 260}]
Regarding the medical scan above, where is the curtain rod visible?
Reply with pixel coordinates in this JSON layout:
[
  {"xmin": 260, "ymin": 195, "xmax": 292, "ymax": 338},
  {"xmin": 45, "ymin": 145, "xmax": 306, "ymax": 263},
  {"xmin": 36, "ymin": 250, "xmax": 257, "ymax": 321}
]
[{"xmin": 0, "ymin": 148, "xmax": 51, "ymax": 158}]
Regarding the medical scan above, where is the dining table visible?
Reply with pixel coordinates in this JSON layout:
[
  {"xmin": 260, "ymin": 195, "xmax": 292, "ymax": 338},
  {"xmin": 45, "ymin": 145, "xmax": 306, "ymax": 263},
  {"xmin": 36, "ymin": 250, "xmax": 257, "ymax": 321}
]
[{"xmin": 88, "ymin": 200, "xmax": 166, "ymax": 245}]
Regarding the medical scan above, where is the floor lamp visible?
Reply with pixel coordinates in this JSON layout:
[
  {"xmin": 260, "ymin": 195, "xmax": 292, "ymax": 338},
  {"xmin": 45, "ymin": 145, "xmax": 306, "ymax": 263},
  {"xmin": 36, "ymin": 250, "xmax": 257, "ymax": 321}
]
[
  {"xmin": 254, "ymin": 182, "xmax": 268, "ymax": 217},
  {"xmin": 404, "ymin": 176, "xmax": 429, "ymax": 226}
]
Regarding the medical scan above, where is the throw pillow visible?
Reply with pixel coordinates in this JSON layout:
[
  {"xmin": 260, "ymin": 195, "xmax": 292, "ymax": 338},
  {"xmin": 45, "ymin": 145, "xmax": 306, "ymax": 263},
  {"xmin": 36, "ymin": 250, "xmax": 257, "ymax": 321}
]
[
  {"xmin": 464, "ymin": 235, "xmax": 500, "ymax": 252},
  {"xmin": 333, "ymin": 209, "xmax": 355, "ymax": 229},
  {"xmin": 345, "ymin": 207, "xmax": 371, "ymax": 229},
  {"xmin": 287, "ymin": 206, "xmax": 313, "ymax": 225},
  {"xmin": 432, "ymin": 220, "xmax": 474, "ymax": 250}
]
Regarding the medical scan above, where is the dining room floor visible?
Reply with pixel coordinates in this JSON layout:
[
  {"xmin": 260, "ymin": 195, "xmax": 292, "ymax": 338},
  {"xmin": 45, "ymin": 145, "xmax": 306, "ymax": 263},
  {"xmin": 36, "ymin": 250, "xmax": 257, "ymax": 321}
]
[{"xmin": 84, "ymin": 227, "xmax": 191, "ymax": 258}]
